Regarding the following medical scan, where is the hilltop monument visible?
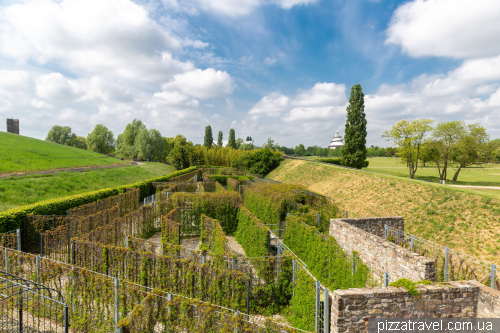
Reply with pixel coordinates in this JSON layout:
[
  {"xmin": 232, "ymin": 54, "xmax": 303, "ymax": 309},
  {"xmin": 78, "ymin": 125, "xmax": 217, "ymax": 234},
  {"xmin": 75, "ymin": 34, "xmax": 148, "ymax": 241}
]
[
  {"xmin": 6, "ymin": 118, "xmax": 19, "ymax": 134},
  {"xmin": 328, "ymin": 130, "xmax": 344, "ymax": 149}
]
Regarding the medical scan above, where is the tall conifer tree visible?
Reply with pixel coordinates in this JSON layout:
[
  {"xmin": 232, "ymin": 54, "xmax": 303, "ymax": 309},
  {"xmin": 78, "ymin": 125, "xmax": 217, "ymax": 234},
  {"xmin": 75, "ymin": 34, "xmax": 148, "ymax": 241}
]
[
  {"xmin": 204, "ymin": 125, "xmax": 213, "ymax": 148},
  {"xmin": 217, "ymin": 131, "xmax": 223, "ymax": 147},
  {"xmin": 228, "ymin": 129, "xmax": 237, "ymax": 148},
  {"xmin": 341, "ymin": 84, "xmax": 367, "ymax": 169}
]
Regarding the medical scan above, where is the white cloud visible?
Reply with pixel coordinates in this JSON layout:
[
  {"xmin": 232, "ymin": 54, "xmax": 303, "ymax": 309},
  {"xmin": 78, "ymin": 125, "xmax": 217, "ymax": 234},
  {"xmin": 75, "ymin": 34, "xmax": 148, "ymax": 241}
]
[
  {"xmin": 35, "ymin": 73, "xmax": 80, "ymax": 101},
  {"xmin": 386, "ymin": 0, "xmax": 500, "ymax": 59},
  {"xmin": 249, "ymin": 92, "xmax": 290, "ymax": 117},
  {"xmin": 264, "ymin": 57, "xmax": 276, "ymax": 65},
  {"xmin": 293, "ymin": 83, "xmax": 346, "ymax": 107},
  {"xmin": 226, "ymin": 98, "xmax": 234, "ymax": 110},
  {"xmin": 162, "ymin": 68, "xmax": 235, "ymax": 99},
  {"xmin": 0, "ymin": 70, "xmax": 30, "ymax": 90}
]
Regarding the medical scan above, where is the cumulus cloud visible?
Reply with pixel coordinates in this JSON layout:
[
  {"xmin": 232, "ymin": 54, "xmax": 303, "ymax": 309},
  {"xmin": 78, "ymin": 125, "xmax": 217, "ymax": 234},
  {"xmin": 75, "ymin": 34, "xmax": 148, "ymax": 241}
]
[
  {"xmin": 0, "ymin": 70, "xmax": 30, "ymax": 90},
  {"xmin": 264, "ymin": 57, "xmax": 276, "ymax": 65},
  {"xmin": 386, "ymin": 0, "xmax": 500, "ymax": 59},
  {"xmin": 162, "ymin": 68, "xmax": 235, "ymax": 99}
]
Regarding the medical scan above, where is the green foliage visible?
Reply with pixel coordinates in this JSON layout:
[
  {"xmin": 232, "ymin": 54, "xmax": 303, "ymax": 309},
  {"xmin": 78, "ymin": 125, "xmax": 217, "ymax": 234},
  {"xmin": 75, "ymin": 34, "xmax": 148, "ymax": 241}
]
[
  {"xmin": 135, "ymin": 128, "xmax": 165, "ymax": 161},
  {"xmin": 217, "ymin": 131, "xmax": 223, "ymax": 147},
  {"xmin": 0, "ymin": 167, "xmax": 197, "ymax": 232},
  {"xmin": 200, "ymin": 214, "xmax": 228, "ymax": 255},
  {"xmin": 116, "ymin": 119, "xmax": 146, "ymax": 159},
  {"xmin": 204, "ymin": 174, "xmax": 248, "ymax": 184},
  {"xmin": 45, "ymin": 125, "xmax": 76, "ymax": 146},
  {"xmin": 294, "ymin": 144, "xmax": 306, "ymax": 157},
  {"xmin": 231, "ymin": 149, "xmax": 283, "ymax": 175},
  {"xmin": 314, "ymin": 157, "xmax": 342, "ymax": 165},
  {"xmin": 341, "ymin": 84, "xmax": 367, "ymax": 169},
  {"xmin": 283, "ymin": 216, "xmax": 370, "ymax": 290},
  {"xmin": 86, "ymin": 124, "xmax": 115, "ymax": 154},
  {"xmin": 169, "ymin": 145, "xmax": 191, "ymax": 170},
  {"xmin": 228, "ymin": 129, "xmax": 237, "ymax": 149},
  {"xmin": 235, "ymin": 206, "xmax": 270, "ymax": 257},
  {"xmin": 72, "ymin": 136, "xmax": 87, "ymax": 150},
  {"xmin": 285, "ymin": 268, "xmax": 315, "ymax": 331},
  {"xmin": 204, "ymin": 125, "xmax": 213, "ymax": 148},
  {"xmin": 389, "ymin": 278, "xmax": 420, "ymax": 297}
]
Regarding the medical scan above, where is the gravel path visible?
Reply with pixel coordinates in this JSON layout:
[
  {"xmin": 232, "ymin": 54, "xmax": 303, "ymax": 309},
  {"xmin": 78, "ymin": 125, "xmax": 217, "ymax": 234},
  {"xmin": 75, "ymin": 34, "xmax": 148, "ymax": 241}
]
[{"xmin": 226, "ymin": 236, "xmax": 247, "ymax": 257}]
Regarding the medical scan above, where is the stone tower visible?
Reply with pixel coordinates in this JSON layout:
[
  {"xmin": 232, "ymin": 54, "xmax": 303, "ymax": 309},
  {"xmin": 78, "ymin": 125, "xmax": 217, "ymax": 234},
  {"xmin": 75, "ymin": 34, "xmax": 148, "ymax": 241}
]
[{"xmin": 6, "ymin": 118, "xmax": 19, "ymax": 134}]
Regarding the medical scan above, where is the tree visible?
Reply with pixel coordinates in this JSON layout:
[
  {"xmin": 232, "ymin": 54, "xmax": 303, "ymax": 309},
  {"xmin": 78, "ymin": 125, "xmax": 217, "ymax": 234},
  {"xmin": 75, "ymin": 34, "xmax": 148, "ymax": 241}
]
[
  {"xmin": 204, "ymin": 126, "xmax": 213, "ymax": 148},
  {"xmin": 116, "ymin": 119, "xmax": 146, "ymax": 159},
  {"xmin": 45, "ymin": 125, "xmax": 76, "ymax": 146},
  {"xmin": 231, "ymin": 149, "xmax": 283, "ymax": 175},
  {"xmin": 341, "ymin": 84, "xmax": 367, "ymax": 169},
  {"xmin": 217, "ymin": 131, "xmax": 223, "ymax": 147},
  {"xmin": 134, "ymin": 128, "xmax": 165, "ymax": 161},
  {"xmin": 228, "ymin": 129, "xmax": 237, "ymax": 149},
  {"xmin": 385, "ymin": 147, "xmax": 398, "ymax": 157},
  {"xmin": 294, "ymin": 144, "xmax": 306, "ymax": 156},
  {"xmin": 264, "ymin": 137, "xmax": 275, "ymax": 150},
  {"xmin": 169, "ymin": 145, "xmax": 191, "ymax": 170},
  {"xmin": 239, "ymin": 143, "xmax": 255, "ymax": 150},
  {"xmin": 86, "ymin": 124, "xmax": 114, "ymax": 154},
  {"xmin": 382, "ymin": 119, "xmax": 434, "ymax": 179},
  {"xmin": 236, "ymin": 138, "xmax": 244, "ymax": 149},
  {"xmin": 246, "ymin": 136, "xmax": 250, "ymax": 141},
  {"xmin": 428, "ymin": 121, "xmax": 466, "ymax": 180},
  {"xmin": 451, "ymin": 124, "xmax": 490, "ymax": 181},
  {"xmin": 72, "ymin": 136, "xmax": 87, "ymax": 150}
]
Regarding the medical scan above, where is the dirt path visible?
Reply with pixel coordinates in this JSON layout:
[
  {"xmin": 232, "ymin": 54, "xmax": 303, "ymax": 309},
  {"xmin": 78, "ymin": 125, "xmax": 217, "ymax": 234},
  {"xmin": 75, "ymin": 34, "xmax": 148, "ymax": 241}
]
[{"xmin": 226, "ymin": 236, "xmax": 247, "ymax": 257}]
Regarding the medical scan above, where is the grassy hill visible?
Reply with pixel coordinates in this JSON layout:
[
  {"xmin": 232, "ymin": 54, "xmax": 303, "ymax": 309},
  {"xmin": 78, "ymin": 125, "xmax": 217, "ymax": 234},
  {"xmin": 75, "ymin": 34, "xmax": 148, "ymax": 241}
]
[
  {"xmin": 0, "ymin": 131, "xmax": 126, "ymax": 173},
  {"xmin": 268, "ymin": 159, "xmax": 500, "ymax": 263},
  {"xmin": 0, "ymin": 162, "xmax": 175, "ymax": 212}
]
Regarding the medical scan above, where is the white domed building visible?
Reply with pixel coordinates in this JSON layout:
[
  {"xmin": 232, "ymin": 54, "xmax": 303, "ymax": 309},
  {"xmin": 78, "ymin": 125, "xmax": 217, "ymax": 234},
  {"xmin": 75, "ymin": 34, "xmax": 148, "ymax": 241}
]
[{"xmin": 328, "ymin": 130, "xmax": 344, "ymax": 149}]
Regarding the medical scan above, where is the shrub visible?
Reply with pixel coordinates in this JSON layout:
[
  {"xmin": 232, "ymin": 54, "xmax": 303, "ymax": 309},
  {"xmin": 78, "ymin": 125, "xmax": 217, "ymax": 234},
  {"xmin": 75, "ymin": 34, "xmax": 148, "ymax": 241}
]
[
  {"xmin": 235, "ymin": 206, "xmax": 270, "ymax": 258},
  {"xmin": 231, "ymin": 149, "xmax": 283, "ymax": 176}
]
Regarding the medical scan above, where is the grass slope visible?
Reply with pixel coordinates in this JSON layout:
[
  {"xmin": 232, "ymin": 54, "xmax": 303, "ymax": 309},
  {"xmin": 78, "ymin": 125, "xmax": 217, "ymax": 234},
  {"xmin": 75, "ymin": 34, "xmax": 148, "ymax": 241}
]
[
  {"xmin": 268, "ymin": 159, "xmax": 500, "ymax": 263},
  {"xmin": 0, "ymin": 163, "xmax": 175, "ymax": 212},
  {"xmin": 0, "ymin": 131, "xmax": 125, "ymax": 173}
]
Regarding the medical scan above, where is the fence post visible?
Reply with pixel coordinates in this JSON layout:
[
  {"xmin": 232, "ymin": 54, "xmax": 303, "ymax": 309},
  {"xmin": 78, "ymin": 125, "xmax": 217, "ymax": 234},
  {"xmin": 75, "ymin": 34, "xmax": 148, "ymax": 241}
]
[
  {"xmin": 277, "ymin": 242, "xmax": 281, "ymax": 282},
  {"xmin": 232, "ymin": 257, "xmax": 236, "ymax": 271},
  {"xmin": 315, "ymin": 280, "xmax": 320, "ymax": 333},
  {"xmin": 125, "ymin": 236, "xmax": 128, "ymax": 248},
  {"xmin": 4, "ymin": 247, "xmax": 8, "ymax": 273},
  {"xmin": 64, "ymin": 305, "xmax": 69, "ymax": 333},
  {"xmin": 384, "ymin": 273, "xmax": 389, "ymax": 286},
  {"xmin": 384, "ymin": 225, "xmax": 387, "ymax": 240},
  {"xmin": 233, "ymin": 310, "xmax": 239, "ymax": 333},
  {"xmin": 352, "ymin": 253, "xmax": 356, "ymax": 275},
  {"xmin": 16, "ymin": 229, "xmax": 21, "ymax": 252},
  {"xmin": 444, "ymin": 247, "xmax": 449, "ymax": 282},
  {"xmin": 324, "ymin": 288, "xmax": 330, "ymax": 333},
  {"xmin": 36, "ymin": 255, "xmax": 40, "ymax": 284},
  {"xmin": 178, "ymin": 224, "xmax": 181, "ymax": 245},
  {"xmin": 67, "ymin": 222, "xmax": 71, "ymax": 263},
  {"xmin": 345, "ymin": 211, "xmax": 348, "ymax": 218},
  {"xmin": 114, "ymin": 277, "xmax": 120, "ymax": 329},
  {"xmin": 202, "ymin": 251, "xmax": 206, "ymax": 264},
  {"xmin": 239, "ymin": 185, "xmax": 241, "ymax": 195},
  {"xmin": 267, "ymin": 231, "xmax": 270, "ymax": 256},
  {"xmin": 71, "ymin": 240, "xmax": 75, "ymax": 266},
  {"xmin": 411, "ymin": 235, "xmax": 415, "ymax": 252},
  {"xmin": 246, "ymin": 278, "xmax": 250, "ymax": 317},
  {"xmin": 492, "ymin": 264, "xmax": 496, "ymax": 289},
  {"xmin": 317, "ymin": 212, "xmax": 321, "ymax": 226},
  {"xmin": 40, "ymin": 233, "xmax": 44, "ymax": 258}
]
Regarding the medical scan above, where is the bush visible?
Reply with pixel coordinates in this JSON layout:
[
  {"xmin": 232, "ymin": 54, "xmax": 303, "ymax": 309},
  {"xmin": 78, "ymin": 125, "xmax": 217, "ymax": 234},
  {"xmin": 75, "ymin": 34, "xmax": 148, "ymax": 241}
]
[
  {"xmin": 235, "ymin": 206, "xmax": 270, "ymax": 257},
  {"xmin": 316, "ymin": 157, "xmax": 369, "ymax": 168},
  {"xmin": 231, "ymin": 149, "xmax": 283, "ymax": 176},
  {"xmin": 0, "ymin": 167, "xmax": 197, "ymax": 233}
]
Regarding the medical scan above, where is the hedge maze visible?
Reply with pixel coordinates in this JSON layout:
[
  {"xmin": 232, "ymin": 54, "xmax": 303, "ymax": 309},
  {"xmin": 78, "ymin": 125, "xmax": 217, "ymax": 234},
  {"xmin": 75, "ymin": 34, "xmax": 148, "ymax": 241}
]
[{"xmin": 0, "ymin": 166, "xmax": 376, "ymax": 333}]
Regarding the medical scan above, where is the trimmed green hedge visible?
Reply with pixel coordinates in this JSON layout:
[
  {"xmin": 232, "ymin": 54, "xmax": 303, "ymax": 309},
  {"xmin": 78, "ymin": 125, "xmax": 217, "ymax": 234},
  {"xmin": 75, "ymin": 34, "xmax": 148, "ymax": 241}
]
[
  {"xmin": 235, "ymin": 206, "xmax": 270, "ymax": 257},
  {"xmin": 286, "ymin": 268, "xmax": 315, "ymax": 331},
  {"xmin": 0, "ymin": 167, "xmax": 197, "ymax": 233},
  {"xmin": 203, "ymin": 174, "xmax": 249, "ymax": 185},
  {"xmin": 283, "ymin": 215, "xmax": 370, "ymax": 290}
]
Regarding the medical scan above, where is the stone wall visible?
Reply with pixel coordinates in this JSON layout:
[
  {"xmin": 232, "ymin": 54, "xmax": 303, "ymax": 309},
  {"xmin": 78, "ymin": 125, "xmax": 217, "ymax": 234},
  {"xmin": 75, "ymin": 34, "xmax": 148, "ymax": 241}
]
[
  {"xmin": 469, "ymin": 281, "xmax": 500, "ymax": 318},
  {"xmin": 330, "ymin": 220, "xmax": 435, "ymax": 282},
  {"xmin": 331, "ymin": 281, "xmax": 480, "ymax": 333},
  {"xmin": 331, "ymin": 217, "xmax": 404, "ymax": 238}
]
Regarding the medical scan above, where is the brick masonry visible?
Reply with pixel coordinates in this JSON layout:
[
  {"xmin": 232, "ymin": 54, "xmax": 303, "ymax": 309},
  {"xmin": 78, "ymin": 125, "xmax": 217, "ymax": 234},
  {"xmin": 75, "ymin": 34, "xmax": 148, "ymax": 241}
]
[
  {"xmin": 331, "ymin": 217, "xmax": 404, "ymax": 238},
  {"xmin": 469, "ymin": 280, "xmax": 500, "ymax": 318},
  {"xmin": 330, "ymin": 220, "xmax": 435, "ymax": 282},
  {"xmin": 331, "ymin": 281, "xmax": 480, "ymax": 333}
]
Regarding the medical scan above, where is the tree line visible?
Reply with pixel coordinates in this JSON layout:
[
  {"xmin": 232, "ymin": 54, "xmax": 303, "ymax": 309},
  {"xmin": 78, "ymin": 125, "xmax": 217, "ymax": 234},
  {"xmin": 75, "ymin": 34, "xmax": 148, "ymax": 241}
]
[{"xmin": 383, "ymin": 119, "xmax": 500, "ymax": 181}]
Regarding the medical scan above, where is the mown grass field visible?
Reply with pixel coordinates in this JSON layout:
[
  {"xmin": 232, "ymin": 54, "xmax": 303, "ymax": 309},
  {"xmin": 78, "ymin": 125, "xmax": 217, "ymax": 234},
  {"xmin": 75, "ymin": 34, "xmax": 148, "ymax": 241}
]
[
  {"xmin": 0, "ymin": 163, "xmax": 175, "ymax": 212},
  {"xmin": 0, "ymin": 131, "xmax": 126, "ymax": 173},
  {"xmin": 269, "ymin": 159, "xmax": 500, "ymax": 263}
]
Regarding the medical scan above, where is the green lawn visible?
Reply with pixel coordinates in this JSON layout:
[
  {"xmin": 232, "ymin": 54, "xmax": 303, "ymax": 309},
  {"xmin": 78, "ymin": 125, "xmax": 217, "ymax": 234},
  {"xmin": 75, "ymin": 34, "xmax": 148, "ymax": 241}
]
[
  {"xmin": 0, "ymin": 163, "xmax": 175, "ymax": 212},
  {"xmin": 0, "ymin": 131, "xmax": 125, "ymax": 173}
]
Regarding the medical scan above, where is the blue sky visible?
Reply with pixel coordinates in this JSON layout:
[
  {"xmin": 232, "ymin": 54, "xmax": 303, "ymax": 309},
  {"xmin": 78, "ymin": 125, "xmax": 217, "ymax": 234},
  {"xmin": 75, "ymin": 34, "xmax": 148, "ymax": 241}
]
[{"xmin": 0, "ymin": 0, "xmax": 499, "ymax": 148}]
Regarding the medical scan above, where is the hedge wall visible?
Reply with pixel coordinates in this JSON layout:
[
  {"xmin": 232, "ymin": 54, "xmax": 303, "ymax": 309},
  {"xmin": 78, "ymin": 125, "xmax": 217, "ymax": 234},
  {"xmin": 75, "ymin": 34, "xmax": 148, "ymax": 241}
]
[
  {"xmin": 235, "ymin": 206, "xmax": 269, "ymax": 258},
  {"xmin": 0, "ymin": 167, "xmax": 197, "ymax": 233},
  {"xmin": 285, "ymin": 268, "xmax": 316, "ymax": 331},
  {"xmin": 283, "ymin": 215, "xmax": 369, "ymax": 290}
]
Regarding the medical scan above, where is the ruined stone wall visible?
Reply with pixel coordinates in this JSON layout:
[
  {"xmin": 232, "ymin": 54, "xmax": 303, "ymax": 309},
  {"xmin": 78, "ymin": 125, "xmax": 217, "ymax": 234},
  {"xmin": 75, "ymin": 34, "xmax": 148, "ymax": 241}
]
[
  {"xmin": 6, "ymin": 118, "xmax": 19, "ymax": 134},
  {"xmin": 331, "ymin": 216, "xmax": 404, "ymax": 238},
  {"xmin": 331, "ymin": 281, "xmax": 480, "ymax": 333},
  {"xmin": 330, "ymin": 220, "xmax": 435, "ymax": 282},
  {"xmin": 468, "ymin": 281, "xmax": 500, "ymax": 318}
]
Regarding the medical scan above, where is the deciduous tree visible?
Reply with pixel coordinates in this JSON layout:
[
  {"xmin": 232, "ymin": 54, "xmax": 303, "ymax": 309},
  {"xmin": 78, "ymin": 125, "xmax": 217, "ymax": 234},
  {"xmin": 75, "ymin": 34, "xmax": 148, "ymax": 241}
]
[
  {"xmin": 86, "ymin": 124, "xmax": 114, "ymax": 154},
  {"xmin": 428, "ymin": 121, "xmax": 465, "ymax": 180},
  {"xmin": 452, "ymin": 124, "xmax": 490, "ymax": 181},
  {"xmin": 45, "ymin": 125, "xmax": 75, "ymax": 146},
  {"xmin": 116, "ymin": 119, "xmax": 146, "ymax": 159}
]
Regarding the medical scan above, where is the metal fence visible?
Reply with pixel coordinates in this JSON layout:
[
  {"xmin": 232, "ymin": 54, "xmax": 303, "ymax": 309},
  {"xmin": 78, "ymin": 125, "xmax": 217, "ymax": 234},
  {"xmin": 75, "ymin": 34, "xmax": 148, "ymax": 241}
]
[
  {"xmin": 0, "ymin": 228, "xmax": 20, "ymax": 250},
  {"xmin": 385, "ymin": 225, "xmax": 498, "ymax": 287},
  {"xmin": 0, "ymin": 271, "xmax": 69, "ymax": 333}
]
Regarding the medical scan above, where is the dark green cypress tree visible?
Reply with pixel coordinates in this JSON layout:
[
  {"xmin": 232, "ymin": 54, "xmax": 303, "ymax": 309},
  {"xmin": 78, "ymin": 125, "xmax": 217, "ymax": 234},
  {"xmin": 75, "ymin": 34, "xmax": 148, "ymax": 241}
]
[
  {"xmin": 204, "ymin": 125, "xmax": 213, "ymax": 148},
  {"xmin": 228, "ymin": 129, "xmax": 237, "ymax": 148},
  {"xmin": 341, "ymin": 84, "xmax": 367, "ymax": 169},
  {"xmin": 217, "ymin": 131, "xmax": 223, "ymax": 147}
]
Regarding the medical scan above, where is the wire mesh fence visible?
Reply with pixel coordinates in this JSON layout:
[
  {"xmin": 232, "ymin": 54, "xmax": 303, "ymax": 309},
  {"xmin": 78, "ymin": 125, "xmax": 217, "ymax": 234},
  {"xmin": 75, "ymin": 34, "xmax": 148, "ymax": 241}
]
[
  {"xmin": 385, "ymin": 225, "xmax": 498, "ymax": 287},
  {"xmin": 0, "ymin": 228, "xmax": 20, "ymax": 250}
]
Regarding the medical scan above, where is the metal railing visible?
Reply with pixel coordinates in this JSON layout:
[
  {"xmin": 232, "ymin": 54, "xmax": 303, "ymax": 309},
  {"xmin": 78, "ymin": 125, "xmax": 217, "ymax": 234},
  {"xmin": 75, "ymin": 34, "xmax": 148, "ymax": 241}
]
[{"xmin": 385, "ymin": 225, "xmax": 498, "ymax": 287}]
